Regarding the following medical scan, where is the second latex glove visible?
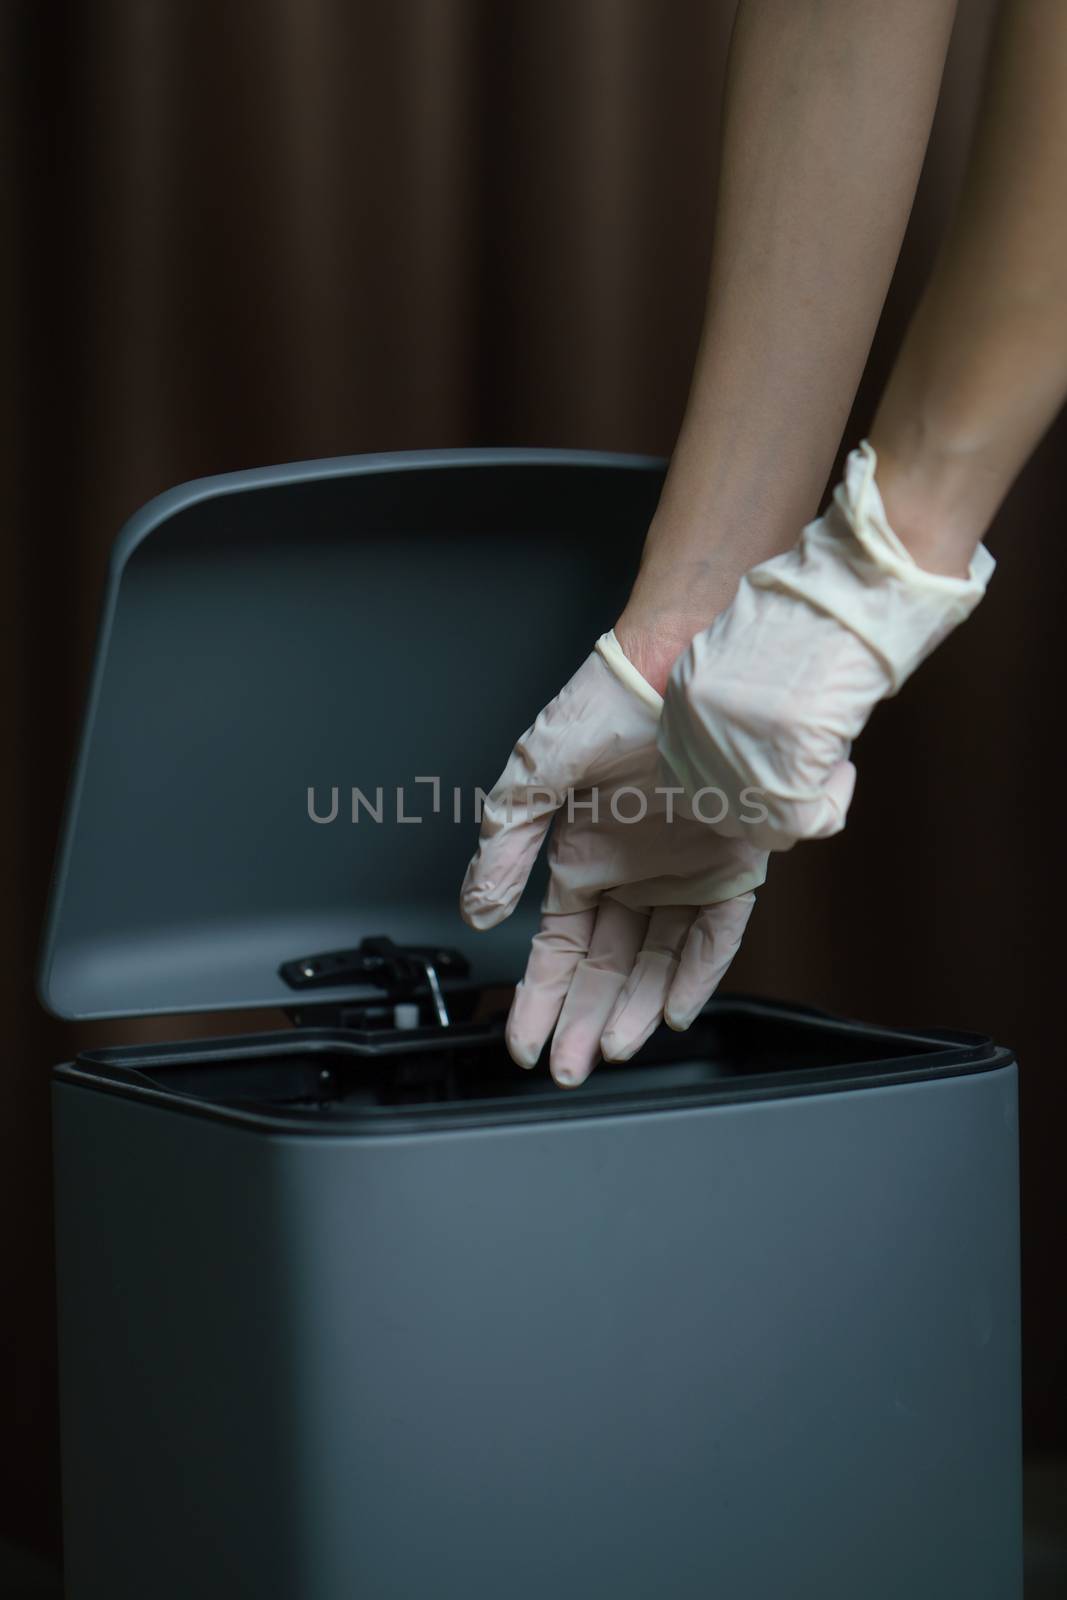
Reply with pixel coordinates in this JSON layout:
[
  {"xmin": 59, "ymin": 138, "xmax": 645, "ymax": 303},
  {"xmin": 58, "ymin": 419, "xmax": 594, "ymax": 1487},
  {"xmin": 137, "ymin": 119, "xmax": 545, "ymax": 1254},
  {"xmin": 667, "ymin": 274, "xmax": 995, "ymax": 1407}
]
[
  {"xmin": 460, "ymin": 632, "xmax": 766, "ymax": 1086},
  {"xmin": 661, "ymin": 440, "xmax": 995, "ymax": 850}
]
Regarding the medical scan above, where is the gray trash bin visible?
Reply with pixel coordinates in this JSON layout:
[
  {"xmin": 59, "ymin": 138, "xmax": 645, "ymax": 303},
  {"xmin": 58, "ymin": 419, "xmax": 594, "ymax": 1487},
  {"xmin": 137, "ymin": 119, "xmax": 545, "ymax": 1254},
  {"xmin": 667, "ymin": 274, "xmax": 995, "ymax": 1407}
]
[{"xmin": 40, "ymin": 451, "xmax": 1022, "ymax": 1600}]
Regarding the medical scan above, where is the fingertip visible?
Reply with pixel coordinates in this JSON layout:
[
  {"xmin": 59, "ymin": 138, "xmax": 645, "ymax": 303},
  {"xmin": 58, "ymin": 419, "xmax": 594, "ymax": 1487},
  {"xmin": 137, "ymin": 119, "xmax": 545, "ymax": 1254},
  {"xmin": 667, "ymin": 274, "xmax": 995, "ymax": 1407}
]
[
  {"xmin": 460, "ymin": 858, "xmax": 525, "ymax": 930},
  {"xmin": 505, "ymin": 1017, "xmax": 543, "ymax": 1068},
  {"xmin": 597, "ymin": 1009, "xmax": 625, "ymax": 1060},
  {"xmin": 548, "ymin": 1035, "xmax": 598, "ymax": 1087},
  {"xmin": 507, "ymin": 1040, "xmax": 540, "ymax": 1070},
  {"xmin": 601, "ymin": 1011, "xmax": 652, "ymax": 1062},
  {"xmin": 459, "ymin": 893, "xmax": 508, "ymax": 931},
  {"xmin": 602, "ymin": 1005, "xmax": 667, "ymax": 1063},
  {"xmin": 664, "ymin": 981, "xmax": 719, "ymax": 1032},
  {"xmin": 599, "ymin": 1028, "xmax": 637, "ymax": 1062}
]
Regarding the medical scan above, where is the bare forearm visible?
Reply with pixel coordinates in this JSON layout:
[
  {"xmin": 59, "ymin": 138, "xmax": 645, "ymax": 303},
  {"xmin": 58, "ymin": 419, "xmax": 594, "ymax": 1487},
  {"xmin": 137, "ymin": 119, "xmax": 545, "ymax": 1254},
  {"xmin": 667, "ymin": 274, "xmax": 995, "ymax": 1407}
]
[
  {"xmin": 871, "ymin": 0, "xmax": 1067, "ymax": 575},
  {"xmin": 618, "ymin": 0, "xmax": 957, "ymax": 691}
]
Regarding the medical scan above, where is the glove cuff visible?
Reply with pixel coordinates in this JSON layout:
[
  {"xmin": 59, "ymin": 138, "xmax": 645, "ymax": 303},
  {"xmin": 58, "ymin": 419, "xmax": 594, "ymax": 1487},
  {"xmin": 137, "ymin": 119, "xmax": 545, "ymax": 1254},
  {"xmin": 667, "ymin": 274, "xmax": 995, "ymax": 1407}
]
[
  {"xmin": 750, "ymin": 440, "xmax": 995, "ymax": 691},
  {"xmin": 595, "ymin": 630, "xmax": 664, "ymax": 715}
]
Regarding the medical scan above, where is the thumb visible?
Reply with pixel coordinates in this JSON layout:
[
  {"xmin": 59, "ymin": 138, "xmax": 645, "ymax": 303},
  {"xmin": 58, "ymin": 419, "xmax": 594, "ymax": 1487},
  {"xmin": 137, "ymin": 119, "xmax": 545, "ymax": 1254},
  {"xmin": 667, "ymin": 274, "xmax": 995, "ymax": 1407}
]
[
  {"xmin": 461, "ymin": 648, "xmax": 623, "ymax": 929},
  {"xmin": 460, "ymin": 758, "xmax": 563, "ymax": 929}
]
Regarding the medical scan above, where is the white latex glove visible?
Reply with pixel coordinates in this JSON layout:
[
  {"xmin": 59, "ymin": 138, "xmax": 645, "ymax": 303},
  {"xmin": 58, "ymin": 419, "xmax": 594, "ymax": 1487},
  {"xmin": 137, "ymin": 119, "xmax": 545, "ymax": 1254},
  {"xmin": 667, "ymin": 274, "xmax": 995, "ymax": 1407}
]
[
  {"xmin": 460, "ymin": 632, "xmax": 766, "ymax": 1086},
  {"xmin": 661, "ymin": 440, "xmax": 995, "ymax": 850}
]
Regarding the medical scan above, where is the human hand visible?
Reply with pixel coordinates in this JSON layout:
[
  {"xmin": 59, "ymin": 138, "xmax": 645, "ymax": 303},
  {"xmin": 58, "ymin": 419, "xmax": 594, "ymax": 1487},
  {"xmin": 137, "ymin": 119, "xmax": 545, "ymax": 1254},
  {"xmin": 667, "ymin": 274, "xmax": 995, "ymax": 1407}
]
[
  {"xmin": 660, "ymin": 442, "xmax": 995, "ymax": 850},
  {"xmin": 460, "ymin": 632, "xmax": 765, "ymax": 1086}
]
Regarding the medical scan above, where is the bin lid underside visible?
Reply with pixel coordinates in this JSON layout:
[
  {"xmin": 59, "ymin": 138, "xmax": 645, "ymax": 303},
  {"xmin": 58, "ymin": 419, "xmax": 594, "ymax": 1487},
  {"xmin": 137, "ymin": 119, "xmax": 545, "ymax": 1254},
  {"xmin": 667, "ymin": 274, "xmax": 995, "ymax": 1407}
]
[{"xmin": 39, "ymin": 451, "xmax": 664, "ymax": 1019}]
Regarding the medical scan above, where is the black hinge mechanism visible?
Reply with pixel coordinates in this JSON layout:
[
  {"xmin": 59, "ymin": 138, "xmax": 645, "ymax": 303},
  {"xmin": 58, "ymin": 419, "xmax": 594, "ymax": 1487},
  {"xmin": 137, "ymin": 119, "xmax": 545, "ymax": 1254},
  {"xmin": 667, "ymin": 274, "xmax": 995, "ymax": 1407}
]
[{"xmin": 278, "ymin": 936, "xmax": 469, "ymax": 1027}]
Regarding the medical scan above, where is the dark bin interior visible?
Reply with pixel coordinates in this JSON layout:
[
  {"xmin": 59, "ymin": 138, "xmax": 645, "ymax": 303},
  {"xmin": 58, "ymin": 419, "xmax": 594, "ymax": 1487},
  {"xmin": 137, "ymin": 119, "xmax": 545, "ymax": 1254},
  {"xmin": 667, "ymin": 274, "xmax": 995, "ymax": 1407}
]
[{"xmin": 70, "ymin": 997, "xmax": 998, "ymax": 1132}]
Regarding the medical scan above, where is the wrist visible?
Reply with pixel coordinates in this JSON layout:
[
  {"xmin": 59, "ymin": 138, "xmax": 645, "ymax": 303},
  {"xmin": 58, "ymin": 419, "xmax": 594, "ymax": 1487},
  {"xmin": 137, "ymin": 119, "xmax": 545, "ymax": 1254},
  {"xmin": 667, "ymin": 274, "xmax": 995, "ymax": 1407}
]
[
  {"xmin": 615, "ymin": 544, "xmax": 756, "ymax": 698},
  {"xmin": 612, "ymin": 603, "xmax": 710, "ymax": 698},
  {"xmin": 867, "ymin": 418, "xmax": 994, "ymax": 579}
]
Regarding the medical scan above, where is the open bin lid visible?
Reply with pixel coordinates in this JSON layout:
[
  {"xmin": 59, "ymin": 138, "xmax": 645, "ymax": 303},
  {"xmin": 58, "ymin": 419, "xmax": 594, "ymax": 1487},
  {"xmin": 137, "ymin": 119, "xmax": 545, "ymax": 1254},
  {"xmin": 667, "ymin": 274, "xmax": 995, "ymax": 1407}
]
[{"xmin": 39, "ymin": 450, "xmax": 664, "ymax": 1019}]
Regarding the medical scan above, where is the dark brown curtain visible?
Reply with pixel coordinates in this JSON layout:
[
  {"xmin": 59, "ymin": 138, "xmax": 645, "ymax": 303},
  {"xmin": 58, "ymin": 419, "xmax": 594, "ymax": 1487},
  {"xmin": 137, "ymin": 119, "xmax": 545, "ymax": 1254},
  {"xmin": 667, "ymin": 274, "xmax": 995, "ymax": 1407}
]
[{"xmin": 3, "ymin": 0, "xmax": 1061, "ymax": 1557}]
